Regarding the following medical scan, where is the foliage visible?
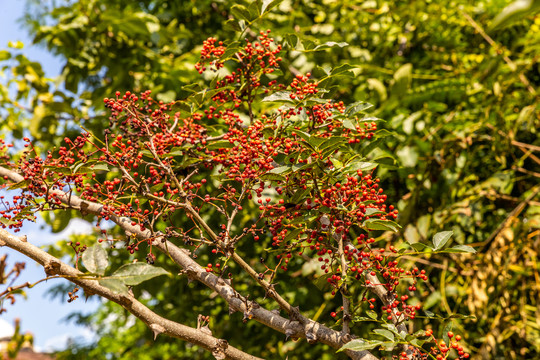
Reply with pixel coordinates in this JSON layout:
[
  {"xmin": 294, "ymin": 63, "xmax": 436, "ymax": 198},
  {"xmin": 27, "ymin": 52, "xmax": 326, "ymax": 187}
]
[
  {"xmin": 0, "ymin": 0, "xmax": 538, "ymax": 359},
  {"xmin": 0, "ymin": 26, "xmax": 475, "ymax": 360}
]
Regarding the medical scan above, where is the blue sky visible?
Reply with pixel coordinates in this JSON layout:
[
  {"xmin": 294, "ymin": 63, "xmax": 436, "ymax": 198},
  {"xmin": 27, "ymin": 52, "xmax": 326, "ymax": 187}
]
[{"xmin": 0, "ymin": 0, "xmax": 99, "ymax": 352}]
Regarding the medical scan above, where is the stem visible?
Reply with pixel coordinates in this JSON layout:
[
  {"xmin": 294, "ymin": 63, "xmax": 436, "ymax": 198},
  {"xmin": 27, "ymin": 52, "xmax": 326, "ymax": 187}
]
[{"xmin": 338, "ymin": 234, "xmax": 351, "ymax": 335}]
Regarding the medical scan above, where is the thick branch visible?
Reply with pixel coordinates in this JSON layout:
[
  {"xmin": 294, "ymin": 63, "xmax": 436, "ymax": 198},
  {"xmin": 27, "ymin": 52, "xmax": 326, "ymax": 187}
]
[
  {"xmin": 0, "ymin": 228, "xmax": 260, "ymax": 360},
  {"xmin": 0, "ymin": 166, "xmax": 378, "ymax": 360}
]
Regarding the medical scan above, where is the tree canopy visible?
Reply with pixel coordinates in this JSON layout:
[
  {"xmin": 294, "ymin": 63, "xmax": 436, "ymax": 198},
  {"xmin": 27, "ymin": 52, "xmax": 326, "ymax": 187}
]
[{"xmin": 0, "ymin": 0, "xmax": 539, "ymax": 359}]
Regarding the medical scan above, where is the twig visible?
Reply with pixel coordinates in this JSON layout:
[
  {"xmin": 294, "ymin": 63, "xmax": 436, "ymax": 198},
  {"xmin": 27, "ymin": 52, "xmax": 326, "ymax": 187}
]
[
  {"xmin": 460, "ymin": 11, "xmax": 536, "ymax": 95},
  {"xmin": 480, "ymin": 184, "xmax": 540, "ymax": 252}
]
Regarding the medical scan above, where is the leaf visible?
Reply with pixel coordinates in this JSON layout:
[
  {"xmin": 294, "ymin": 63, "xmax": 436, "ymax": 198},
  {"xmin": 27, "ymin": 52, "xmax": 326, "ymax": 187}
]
[
  {"xmin": 206, "ymin": 140, "xmax": 235, "ymax": 150},
  {"xmin": 343, "ymin": 161, "xmax": 378, "ymax": 174},
  {"xmin": 445, "ymin": 244, "xmax": 477, "ymax": 253},
  {"xmin": 7, "ymin": 40, "xmax": 24, "ymax": 49},
  {"xmin": 489, "ymin": 0, "xmax": 540, "ymax": 31},
  {"xmin": 284, "ymin": 228, "xmax": 303, "ymax": 242},
  {"xmin": 314, "ymin": 273, "xmax": 332, "ymax": 290},
  {"xmin": 358, "ymin": 116, "xmax": 383, "ymax": 123},
  {"xmin": 109, "ymin": 262, "xmax": 169, "ymax": 286},
  {"xmin": 318, "ymin": 137, "xmax": 347, "ymax": 152},
  {"xmin": 224, "ymin": 19, "xmax": 242, "ymax": 32},
  {"xmin": 432, "ymin": 231, "xmax": 453, "ymax": 250},
  {"xmin": 352, "ymin": 316, "xmax": 377, "ymax": 322},
  {"xmin": 342, "ymin": 119, "xmax": 356, "ymax": 130},
  {"xmin": 260, "ymin": 0, "xmax": 284, "ymax": 14},
  {"xmin": 92, "ymin": 163, "xmax": 110, "ymax": 172},
  {"xmin": 404, "ymin": 225, "xmax": 420, "ymax": 244},
  {"xmin": 260, "ymin": 173, "xmax": 286, "ymax": 181},
  {"xmin": 345, "ymin": 100, "xmax": 373, "ymax": 115},
  {"xmin": 262, "ymin": 91, "xmax": 295, "ymax": 103},
  {"xmin": 230, "ymin": 5, "xmax": 255, "ymax": 22},
  {"xmin": 330, "ymin": 63, "xmax": 356, "ymax": 76},
  {"xmin": 365, "ymin": 208, "xmax": 385, "ymax": 216},
  {"xmin": 367, "ymin": 78, "xmax": 387, "ymax": 102},
  {"xmin": 392, "ymin": 63, "xmax": 412, "ymax": 97},
  {"xmin": 410, "ymin": 338, "xmax": 426, "ymax": 347},
  {"xmin": 410, "ymin": 242, "xmax": 430, "ymax": 252},
  {"xmin": 82, "ymin": 245, "xmax": 109, "ymax": 275},
  {"xmin": 363, "ymin": 219, "xmax": 400, "ymax": 232},
  {"xmin": 380, "ymin": 342, "xmax": 395, "ymax": 351},
  {"xmin": 313, "ymin": 41, "xmax": 349, "ymax": 51},
  {"xmin": 366, "ymin": 309, "xmax": 378, "ymax": 320},
  {"xmin": 8, "ymin": 180, "xmax": 30, "ymax": 190},
  {"xmin": 98, "ymin": 279, "xmax": 128, "ymax": 295},
  {"xmin": 442, "ymin": 322, "xmax": 454, "ymax": 345},
  {"xmin": 0, "ymin": 50, "xmax": 11, "ymax": 61},
  {"xmin": 338, "ymin": 339, "xmax": 383, "ymax": 352},
  {"xmin": 269, "ymin": 165, "xmax": 292, "ymax": 174},
  {"xmin": 373, "ymin": 329, "xmax": 394, "ymax": 342}
]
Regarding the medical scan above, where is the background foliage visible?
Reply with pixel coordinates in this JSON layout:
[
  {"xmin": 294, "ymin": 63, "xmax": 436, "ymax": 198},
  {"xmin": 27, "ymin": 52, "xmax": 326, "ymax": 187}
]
[{"xmin": 1, "ymin": 0, "xmax": 538, "ymax": 359}]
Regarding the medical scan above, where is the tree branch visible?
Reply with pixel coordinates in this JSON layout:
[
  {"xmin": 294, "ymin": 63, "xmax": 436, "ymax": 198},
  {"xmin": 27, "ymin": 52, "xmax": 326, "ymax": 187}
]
[{"xmin": 0, "ymin": 228, "xmax": 261, "ymax": 360}]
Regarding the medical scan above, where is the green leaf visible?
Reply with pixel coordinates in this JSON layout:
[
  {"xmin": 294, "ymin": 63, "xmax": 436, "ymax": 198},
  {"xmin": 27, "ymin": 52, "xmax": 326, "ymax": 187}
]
[
  {"xmin": 230, "ymin": 4, "xmax": 255, "ymax": 22},
  {"xmin": 366, "ymin": 309, "xmax": 378, "ymax": 320},
  {"xmin": 330, "ymin": 63, "xmax": 356, "ymax": 76},
  {"xmin": 367, "ymin": 78, "xmax": 387, "ymax": 102},
  {"xmin": 392, "ymin": 63, "xmax": 412, "ymax": 97},
  {"xmin": 353, "ymin": 316, "xmax": 377, "ymax": 322},
  {"xmin": 260, "ymin": 0, "xmax": 284, "ymax": 14},
  {"xmin": 262, "ymin": 91, "xmax": 295, "ymax": 103},
  {"xmin": 373, "ymin": 329, "xmax": 394, "ymax": 342},
  {"xmin": 109, "ymin": 262, "xmax": 169, "ymax": 286},
  {"xmin": 345, "ymin": 100, "xmax": 373, "ymax": 115},
  {"xmin": 0, "ymin": 50, "xmax": 11, "ymax": 61},
  {"xmin": 8, "ymin": 180, "xmax": 30, "ymax": 190},
  {"xmin": 380, "ymin": 341, "xmax": 395, "ymax": 351},
  {"xmin": 82, "ymin": 245, "xmax": 109, "ymax": 275},
  {"xmin": 445, "ymin": 244, "xmax": 477, "ymax": 253},
  {"xmin": 206, "ymin": 140, "xmax": 235, "ymax": 150},
  {"xmin": 432, "ymin": 231, "xmax": 453, "ymax": 250},
  {"xmin": 442, "ymin": 322, "xmax": 454, "ymax": 345},
  {"xmin": 260, "ymin": 172, "xmax": 286, "ymax": 181},
  {"xmin": 314, "ymin": 273, "xmax": 332, "ymax": 290},
  {"xmin": 284, "ymin": 227, "xmax": 303, "ymax": 242},
  {"xmin": 313, "ymin": 41, "xmax": 349, "ymax": 51},
  {"xmin": 98, "ymin": 279, "xmax": 128, "ymax": 295},
  {"xmin": 410, "ymin": 338, "xmax": 426, "ymax": 347},
  {"xmin": 342, "ymin": 119, "xmax": 356, "ymax": 130},
  {"xmin": 343, "ymin": 161, "xmax": 378, "ymax": 174},
  {"xmin": 318, "ymin": 137, "xmax": 347, "ymax": 152},
  {"xmin": 365, "ymin": 208, "xmax": 385, "ymax": 216},
  {"xmin": 92, "ymin": 163, "xmax": 110, "ymax": 172},
  {"xmin": 490, "ymin": 0, "xmax": 540, "ymax": 31},
  {"xmin": 7, "ymin": 41, "xmax": 24, "ymax": 49},
  {"xmin": 410, "ymin": 242, "xmax": 430, "ymax": 252},
  {"xmin": 363, "ymin": 219, "xmax": 400, "ymax": 232},
  {"xmin": 269, "ymin": 165, "xmax": 292, "ymax": 174},
  {"xmin": 338, "ymin": 339, "xmax": 383, "ymax": 352}
]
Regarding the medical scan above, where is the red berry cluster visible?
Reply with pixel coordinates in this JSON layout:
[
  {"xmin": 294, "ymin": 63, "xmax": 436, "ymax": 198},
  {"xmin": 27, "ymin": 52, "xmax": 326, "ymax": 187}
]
[
  {"xmin": 396, "ymin": 330, "xmax": 469, "ymax": 360},
  {"xmin": 0, "ymin": 33, "xmax": 468, "ymax": 359},
  {"xmin": 195, "ymin": 37, "xmax": 226, "ymax": 74}
]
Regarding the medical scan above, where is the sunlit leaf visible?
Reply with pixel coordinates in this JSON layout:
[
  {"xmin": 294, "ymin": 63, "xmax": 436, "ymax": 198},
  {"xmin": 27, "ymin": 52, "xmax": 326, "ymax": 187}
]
[
  {"xmin": 109, "ymin": 263, "xmax": 169, "ymax": 286},
  {"xmin": 82, "ymin": 245, "xmax": 109, "ymax": 275}
]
